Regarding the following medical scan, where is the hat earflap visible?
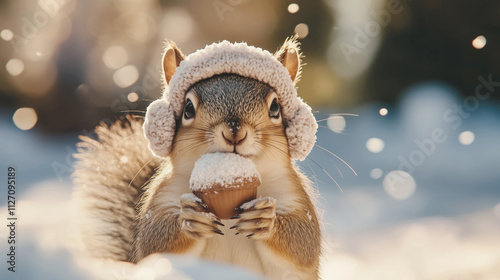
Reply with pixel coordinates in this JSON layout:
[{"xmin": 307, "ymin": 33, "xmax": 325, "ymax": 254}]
[
  {"xmin": 143, "ymin": 41, "xmax": 184, "ymax": 158},
  {"xmin": 143, "ymin": 99, "xmax": 176, "ymax": 158},
  {"xmin": 286, "ymin": 98, "xmax": 318, "ymax": 161}
]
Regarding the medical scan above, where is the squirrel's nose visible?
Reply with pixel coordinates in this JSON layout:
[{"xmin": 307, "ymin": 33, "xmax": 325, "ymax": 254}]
[
  {"xmin": 222, "ymin": 129, "xmax": 247, "ymax": 146},
  {"xmin": 226, "ymin": 119, "xmax": 241, "ymax": 133}
]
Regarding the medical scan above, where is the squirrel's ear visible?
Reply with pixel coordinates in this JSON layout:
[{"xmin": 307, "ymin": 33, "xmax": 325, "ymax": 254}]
[
  {"xmin": 275, "ymin": 35, "xmax": 302, "ymax": 84},
  {"xmin": 143, "ymin": 99, "xmax": 176, "ymax": 158},
  {"xmin": 162, "ymin": 41, "xmax": 185, "ymax": 85}
]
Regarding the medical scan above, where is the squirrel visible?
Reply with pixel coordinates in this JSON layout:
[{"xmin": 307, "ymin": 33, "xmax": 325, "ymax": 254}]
[{"xmin": 73, "ymin": 37, "xmax": 321, "ymax": 280}]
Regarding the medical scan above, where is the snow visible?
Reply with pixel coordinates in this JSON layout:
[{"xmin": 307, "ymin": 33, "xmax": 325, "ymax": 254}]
[
  {"xmin": 306, "ymin": 211, "xmax": 312, "ymax": 221},
  {"xmin": 240, "ymin": 197, "xmax": 276, "ymax": 210},
  {"xmin": 189, "ymin": 153, "xmax": 261, "ymax": 191},
  {"xmin": 1, "ymin": 84, "xmax": 500, "ymax": 280},
  {"xmin": 180, "ymin": 193, "xmax": 202, "ymax": 203}
]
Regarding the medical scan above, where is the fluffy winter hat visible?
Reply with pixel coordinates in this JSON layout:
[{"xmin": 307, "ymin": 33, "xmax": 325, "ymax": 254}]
[{"xmin": 143, "ymin": 38, "xmax": 318, "ymax": 161}]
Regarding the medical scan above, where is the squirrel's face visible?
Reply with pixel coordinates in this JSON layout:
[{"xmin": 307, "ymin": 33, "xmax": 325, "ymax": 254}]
[{"xmin": 171, "ymin": 74, "xmax": 289, "ymax": 164}]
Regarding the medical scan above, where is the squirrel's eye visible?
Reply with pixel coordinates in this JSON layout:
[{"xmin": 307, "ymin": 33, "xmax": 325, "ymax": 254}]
[
  {"xmin": 269, "ymin": 98, "xmax": 280, "ymax": 118},
  {"xmin": 184, "ymin": 99, "xmax": 195, "ymax": 119}
]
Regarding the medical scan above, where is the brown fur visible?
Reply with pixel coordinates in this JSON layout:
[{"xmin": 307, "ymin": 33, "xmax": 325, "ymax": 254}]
[
  {"xmin": 265, "ymin": 168, "xmax": 321, "ymax": 275},
  {"xmin": 72, "ymin": 115, "xmax": 158, "ymax": 261},
  {"xmin": 73, "ymin": 37, "xmax": 321, "ymax": 279}
]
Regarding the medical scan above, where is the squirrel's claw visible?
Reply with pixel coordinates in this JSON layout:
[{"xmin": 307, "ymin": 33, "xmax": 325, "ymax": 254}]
[
  {"xmin": 212, "ymin": 229, "xmax": 224, "ymax": 236},
  {"xmin": 213, "ymin": 220, "xmax": 225, "ymax": 226},
  {"xmin": 232, "ymin": 197, "xmax": 277, "ymax": 240},
  {"xmin": 180, "ymin": 193, "xmax": 223, "ymax": 239}
]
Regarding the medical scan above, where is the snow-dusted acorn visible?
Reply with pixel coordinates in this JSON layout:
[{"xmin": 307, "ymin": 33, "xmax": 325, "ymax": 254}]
[
  {"xmin": 73, "ymin": 36, "xmax": 321, "ymax": 280},
  {"xmin": 190, "ymin": 153, "xmax": 261, "ymax": 219}
]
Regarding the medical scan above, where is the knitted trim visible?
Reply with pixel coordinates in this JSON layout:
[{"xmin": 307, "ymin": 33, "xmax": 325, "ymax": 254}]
[
  {"xmin": 164, "ymin": 41, "xmax": 299, "ymax": 121},
  {"xmin": 144, "ymin": 40, "xmax": 317, "ymax": 161}
]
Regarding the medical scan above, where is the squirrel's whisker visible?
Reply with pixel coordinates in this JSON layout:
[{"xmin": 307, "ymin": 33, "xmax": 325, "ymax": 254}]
[
  {"xmin": 307, "ymin": 156, "xmax": 343, "ymax": 193},
  {"xmin": 314, "ymin": 145, "xmax": 357, "ymax": 176},
  {"xmin": 127, "ymin": 156, "xmax": 155, "ymax": 190},
  {"xmin": 120, "ymin": 110, "xmax": 147, "ymax": 114},
  {"xmin": 334, "ymin": 164, "xmax": 343, "ymax": 178},
  {"xmin": 315, "ymin": 113, "xmax": 358, "ymax": 123}
]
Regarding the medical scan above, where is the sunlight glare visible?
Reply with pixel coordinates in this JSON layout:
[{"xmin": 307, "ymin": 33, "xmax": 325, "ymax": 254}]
[
  {"xmin": 1, "ymin": 29, "xmax": 14, "ymax": 41},
  {"xmin": 13, "ymin": 107, "xmax": 38, "ymax": 130},
  {"xmin": 379, "ymin": 108, "xmax": 388, "ymax": 116},
  {"xmin": 366, "ymin": 137, "xmax": 384, "ymax": 153},
  {"xmin": 127, "ymin": 92, "xmax": 139, "ymax": 103},
  {"xmin": 458, "ymin": 131, "xmax": 474, "ymax": 145},
  {"xmin": 288, "ymin": 3, "xmax": 299, "ymax": 14},
  {"xmin": 6, "ymin": 59, "xmax": 25, "ymax": 76},
  {"xmin": 370, "ymin": 168, "xmax": 383, "ymax": 179},
  {"xmin": 103, "ymin": 46, "xmax": 128, "ymax": 69},
  {"xmin": 472, "ymin": 35, "xmax": 486, "ymax": 49},
  {"xmin": 113, "ymin": 65, "xmax": 139, "ymax": 88},
  {"xmin": 383, "ymin": 170, "xmax": 416, "ymax": 200},
  {"xmin": 327, "ymin": 116, "xmax": 346, "ymax": 133},
  {"xmin": 294, "ymin": 23, "xmax": 309, "ymax": 39}
]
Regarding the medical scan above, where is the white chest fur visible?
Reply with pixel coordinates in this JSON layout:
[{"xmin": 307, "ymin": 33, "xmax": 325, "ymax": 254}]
[{"xmin": 202, "ymin": 219, "xmax": 263, "ymax": 272}]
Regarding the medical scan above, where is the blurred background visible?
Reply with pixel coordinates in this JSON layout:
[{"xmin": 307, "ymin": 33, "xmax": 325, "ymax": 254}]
[{"xmin": 1, "ymin": 0, "xmax": 499, "ymax": 279}]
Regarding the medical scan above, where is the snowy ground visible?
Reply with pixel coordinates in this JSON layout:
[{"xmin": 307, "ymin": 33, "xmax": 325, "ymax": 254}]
[{"xmin": 1, "ymin": 82, "xmax": 500, "ymax": 279}]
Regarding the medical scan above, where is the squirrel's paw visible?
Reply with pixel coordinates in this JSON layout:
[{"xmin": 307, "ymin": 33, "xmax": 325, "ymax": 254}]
[
  {"xmin": 231, "ymin": 197, "xmax": 276, "ymax": 240},
  {"xmin": 179, "ymin": 194, "xmax": 224, "ymax": 239}
]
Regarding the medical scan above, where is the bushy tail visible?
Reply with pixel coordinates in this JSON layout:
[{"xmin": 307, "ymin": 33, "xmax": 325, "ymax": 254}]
[{"xmin": 72, "ymin": 115, "xmax": 159, "ymax": 262}]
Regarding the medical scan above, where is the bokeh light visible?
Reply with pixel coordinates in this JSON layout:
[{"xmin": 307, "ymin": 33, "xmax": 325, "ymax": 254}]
[
  {"xmin": 327, "ymin": 115, "xmax": 346, "ymax": 133},
  {"xmin": 366, "ymin": 137, "xmax": 385, "ymax": 153},
  {"xmin": 458, "ymin": 131, "xmax": 475, "ymax": 145},
  {"xmin": 124, "ymin": 13, "xmax": 156, "ymax": 43},
  {"xmin": 127, "ymin": 92, "xmax": 139, "ymax": 102},
  {"xmin": 1, "ymin": 29, "xmax": 14, "ymax": 41},
  {"xmin": 13, "ymin": 107, "xmax": 38, "ymax": 130},
  {"xmin": 113, "ymin": 65, "xmax": 139, "ymax": 88},
  {"xmin": 0, "ymin": 2, "xmax": 498, "ymax": 279},
  {"xmin": 288, "ymin": 3, "xmax": 300, "ymax": 14},
  {"xmin": 161, "ymin": 8, "xmax": 194, "ymax": 44},
  {"xmin": 370, "ymin": 168, "xmax": 383, "ymax": 179},
  {"xmin": 383, "ymin": 170, "xmax": 417, "ymax": 200},
  {"xmin": 9, "ymin": 61, "xmax": 58, "ymax": 97},
  {"xmin": 472, "ymin": 35, "xmax": 487, "ymax": 49},
  {"xmin": 294, "ymin": 23, "xmax": 309, "ymax": 39},
  {"xmin": 6, "ymin": 59, "xmax": 25, "ymax": 76},
  {"xmin": 103, "ymin": 46, "xmax": 128, "ymax": 69},
  {"xmin": 120, "ymin": 156, "xmax": 129, "ymax": 164},
  {"xmin": 493, "ymin": 203, "xmax": 500, "ymax": 221}
]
